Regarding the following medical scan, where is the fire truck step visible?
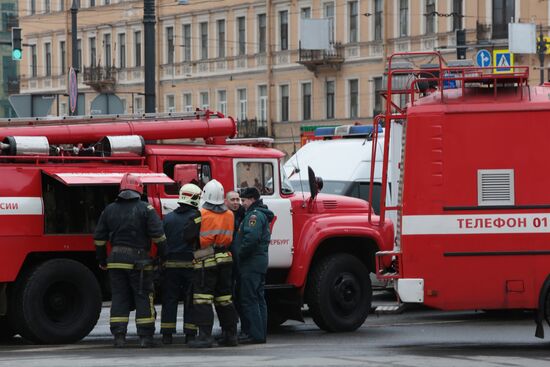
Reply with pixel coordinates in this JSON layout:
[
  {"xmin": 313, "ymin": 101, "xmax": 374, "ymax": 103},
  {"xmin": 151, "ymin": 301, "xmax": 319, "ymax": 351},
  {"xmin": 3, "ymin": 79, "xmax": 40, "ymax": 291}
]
[{"xmin": 374, "ymin": 304, "xmax": 406, "ymax": 314}]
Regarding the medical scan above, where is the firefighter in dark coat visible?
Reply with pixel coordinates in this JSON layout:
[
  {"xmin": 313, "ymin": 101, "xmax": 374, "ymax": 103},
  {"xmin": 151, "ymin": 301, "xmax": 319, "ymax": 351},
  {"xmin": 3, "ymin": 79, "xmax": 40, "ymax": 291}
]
[
  {"xmin": 94, "ymin": 173, "xmax": 166, "ymax": 348},
  {"xmin": 160, "ymin": 183, "xmax": 202, "ymax": 345},
  {"xmin": 236, "ymin": 187, "xmax": 274, "ymax": 344}
]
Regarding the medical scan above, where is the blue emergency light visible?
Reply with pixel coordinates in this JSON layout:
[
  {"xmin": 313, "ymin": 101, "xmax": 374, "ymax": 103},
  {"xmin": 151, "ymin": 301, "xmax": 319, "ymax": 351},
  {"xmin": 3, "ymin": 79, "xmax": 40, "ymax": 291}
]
[{"xmin": 314, "ymin": 125, "xmax": 382, "ymax": 138}]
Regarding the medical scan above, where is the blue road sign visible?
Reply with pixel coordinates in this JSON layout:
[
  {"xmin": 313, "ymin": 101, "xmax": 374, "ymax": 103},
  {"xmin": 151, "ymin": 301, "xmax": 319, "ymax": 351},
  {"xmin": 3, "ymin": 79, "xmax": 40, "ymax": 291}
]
[
  {"xmin": 494, "ymin": 50, "xmax": 513, "ymax": 73},
  {"xmin": 476, "ymin": 49, "xmax": 491, "ymax": 67}
]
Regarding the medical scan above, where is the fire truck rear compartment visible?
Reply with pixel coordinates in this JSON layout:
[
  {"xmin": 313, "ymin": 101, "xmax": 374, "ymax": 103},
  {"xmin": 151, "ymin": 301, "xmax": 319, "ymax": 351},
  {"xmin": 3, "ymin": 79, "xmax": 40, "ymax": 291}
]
[{"xmin": 42, "ymin": 173, "xmax": 119, "ymax": 234}]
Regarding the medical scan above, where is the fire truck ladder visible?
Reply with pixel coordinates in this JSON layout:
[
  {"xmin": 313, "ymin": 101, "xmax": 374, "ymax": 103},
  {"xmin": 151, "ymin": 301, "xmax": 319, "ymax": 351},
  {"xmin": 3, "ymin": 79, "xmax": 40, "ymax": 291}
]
[{"xmin": 369, "ymin": 52, "xmax": 530, "ymax": 313}]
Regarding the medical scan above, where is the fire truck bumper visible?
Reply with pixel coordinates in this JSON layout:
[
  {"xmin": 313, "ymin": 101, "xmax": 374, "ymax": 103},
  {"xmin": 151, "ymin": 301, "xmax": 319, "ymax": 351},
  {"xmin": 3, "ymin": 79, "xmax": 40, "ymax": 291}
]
[{"xmin": 396, "ymin": 279, "xmax": 424, "ymax": 303}]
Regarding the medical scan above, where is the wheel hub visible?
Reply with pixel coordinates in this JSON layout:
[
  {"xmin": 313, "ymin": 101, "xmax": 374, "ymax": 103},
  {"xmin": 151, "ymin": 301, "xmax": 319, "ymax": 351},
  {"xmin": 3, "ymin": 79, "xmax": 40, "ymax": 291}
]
[{"xmin": 331, "ymin": 273, "xmax": 361, "ymax": 314}]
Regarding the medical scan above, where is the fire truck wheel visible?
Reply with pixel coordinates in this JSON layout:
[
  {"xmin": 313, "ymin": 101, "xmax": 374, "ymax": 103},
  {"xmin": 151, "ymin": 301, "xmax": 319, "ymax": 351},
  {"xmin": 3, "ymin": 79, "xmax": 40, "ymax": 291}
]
[
  {"xmin": 307, "ymin": 254, "xmax": 372, "ymax": 332},
  {"xmin": 0, "ymin": 316, "xmax": 15, "ymax": 341},
  {"xmin": 12, "ymin": 259, "xmax": 102, "ymax": 344}
]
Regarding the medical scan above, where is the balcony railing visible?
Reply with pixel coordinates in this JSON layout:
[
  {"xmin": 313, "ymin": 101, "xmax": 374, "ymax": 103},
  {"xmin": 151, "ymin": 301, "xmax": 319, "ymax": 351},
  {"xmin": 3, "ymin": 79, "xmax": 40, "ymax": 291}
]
[
  {"xmin": 83, "ymin": 65, "xmax": 117, "ymax": 93},
  {"xmin": 298, "ymin": 43, "xmax": 345, "ymax": 74},
  {"xmin": 236, "ymin": 118, "xmax": 268, "ymax": 138}
]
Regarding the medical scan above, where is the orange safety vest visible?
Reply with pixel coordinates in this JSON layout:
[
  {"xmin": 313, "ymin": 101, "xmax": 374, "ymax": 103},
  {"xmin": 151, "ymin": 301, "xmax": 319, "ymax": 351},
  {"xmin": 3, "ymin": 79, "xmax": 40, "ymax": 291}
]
[{"xmin": 199, "ymin": 208, "xmax": 234, "ymax": 249}]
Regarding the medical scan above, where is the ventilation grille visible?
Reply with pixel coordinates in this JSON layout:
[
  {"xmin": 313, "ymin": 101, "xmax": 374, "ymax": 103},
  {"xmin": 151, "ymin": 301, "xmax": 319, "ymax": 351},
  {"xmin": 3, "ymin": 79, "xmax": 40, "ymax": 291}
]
[
  {"xmin": 323, "ymin": 200, "xmax": 338, "ymax": 209},
  {"xmin": 477, "ymin": 169, "xmax": 514, "ymax": 206}
]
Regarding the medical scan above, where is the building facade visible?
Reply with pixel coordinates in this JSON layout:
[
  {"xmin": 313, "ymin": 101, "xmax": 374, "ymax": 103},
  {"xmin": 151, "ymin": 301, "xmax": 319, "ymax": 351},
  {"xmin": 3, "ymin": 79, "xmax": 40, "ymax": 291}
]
[
  {"xmin": 1, "ymin": 0, "xmax": 19, "ymax": 117},
  {"xmin": 17, "ymin": 0, "xmax": 547, "ymax": 155}
]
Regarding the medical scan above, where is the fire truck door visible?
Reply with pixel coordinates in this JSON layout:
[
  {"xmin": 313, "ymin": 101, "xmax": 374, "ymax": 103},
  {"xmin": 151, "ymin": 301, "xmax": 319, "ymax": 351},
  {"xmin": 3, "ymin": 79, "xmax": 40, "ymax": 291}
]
[{"xmin": 233, "ymin": 159, "xmax": 293, "ymax": 268}]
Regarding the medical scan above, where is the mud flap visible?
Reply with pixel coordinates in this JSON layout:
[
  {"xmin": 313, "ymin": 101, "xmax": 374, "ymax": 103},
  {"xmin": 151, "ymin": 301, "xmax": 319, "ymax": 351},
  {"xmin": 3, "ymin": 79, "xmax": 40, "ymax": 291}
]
[
  {"xmin": 0, "ymin": 283, "xmax": 6, "ymax": 316},
  {"xmin": 265, "ymin": 285, "xmax": 304, "ymax": 322}
]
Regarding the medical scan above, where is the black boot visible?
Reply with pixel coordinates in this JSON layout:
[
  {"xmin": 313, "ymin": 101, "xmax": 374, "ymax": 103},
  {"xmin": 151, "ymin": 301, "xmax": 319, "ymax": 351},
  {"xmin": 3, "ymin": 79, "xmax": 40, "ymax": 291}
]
[
  {"xmin": 139, "ymin": 335, "xmax": 155, "ymax": 348},
  {"xmin": 219, "ymin": 327, "xmax": 238, "ymax": 347},
  {"xmin": 162, "ymin": 333, "xmax": 173, "ymax": 345},
  {"xmin": 188, "ymin": 326, "xmax": 214, "ymax": 348},
  {"xmin": 113, "ymin": 333, "xmax": 126, "ymax": 348}
]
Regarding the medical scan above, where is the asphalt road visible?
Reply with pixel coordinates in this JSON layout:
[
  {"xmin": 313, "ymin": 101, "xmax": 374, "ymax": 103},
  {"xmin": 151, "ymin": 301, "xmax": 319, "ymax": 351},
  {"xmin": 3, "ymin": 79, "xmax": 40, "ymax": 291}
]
[{"xmin": 1, "ymin": 293, "xmax": 550, "ymax": 367}]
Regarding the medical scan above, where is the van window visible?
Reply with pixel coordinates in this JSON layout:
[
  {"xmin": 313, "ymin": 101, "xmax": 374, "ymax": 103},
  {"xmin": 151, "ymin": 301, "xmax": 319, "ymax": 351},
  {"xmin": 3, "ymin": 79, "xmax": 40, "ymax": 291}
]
[
  {"xmin": 349, "ymin": 182, "xmax": 382, "ymax": 214},
  {"xmin": 236, "ymin": 161, "xmax": 274, "ymax": 195},
  {"xmin": 163, "ymin": 161, "xmax": 212, "ymax": 195}
]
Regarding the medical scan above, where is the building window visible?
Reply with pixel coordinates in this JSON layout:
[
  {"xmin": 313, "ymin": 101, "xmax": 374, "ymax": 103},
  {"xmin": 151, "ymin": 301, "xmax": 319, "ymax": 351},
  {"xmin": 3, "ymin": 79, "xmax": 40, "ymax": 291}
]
[
  {"xmin": 492, "ymin": 0, "xmax": 514, "ymax": 39},
  {"xmin": 453, "ymin": 0, "xmax": 463, "ymax": 30},
  {"xmin": 326, "ymin": 80, "xmax": 334, "ymax": 119},
  {"xmin": 30, "ymin": 44, "xmax": 37, "ymax": 77},
  {"xmin": 90, "ymin": 0, "xmax": 95, "ymax": 7},
  {"xmin": 200, "ymin": 91, "xmax": 209, "ymax": 109},
  {"xmin": 301, "ymin": 7, "xmax": 311, "ymax": 19},
  {"xmin": 45, "ymin": 0, "xmax": 50, "ymax": 13},
  {"xmin": 302, "ymin": 82, "xmax": 311, "ymax": 121},
  {"xmin": 183, "ymin": 93, "xmax": 193, "ymax": 112},
  {"xmin": 166, "ymin": 95, "xmax": 175, "ymax": 112},
  {"xmin": 399, "ymin": 0, "xmax": 408, "ymax": 37},
  {"xmin": 134, "ymin": 30, "xmax": 141, "ymax": 67},
  {"xmin": 104, "ymin": 0, "xmax": 110, "ymax": 5},
  {"xmin": 45, "ymin": 42, "xmax": 51, "ymax": 76},
  {"xmin": 237, "ymin": 88, "xmax": 247, "ymax": 120},
  {"xmin": 349, "ymin": 79, "xmax": 358, "ymax": 118},
  {"xmin": 104, "ymin": 33, "xmax": 111, "ymax": 67},
  {"xmin": 324, "ymin": 2, "xmax": 335, "ymax": 43},
  {"xmin": 183, "ymin": 24, "xmax": 191, "ymax": 61},
  {"xmin": 30, "ymin": 0, "xmax": 36, "ymax": 15},
  {"xmin": 77, "ymin": 39, "xmax": 82, "ymax": 69},
  {"xmin": 200, "ymin": 22, "xmax": 208, "ymax": 60},
  {"xmin": 217, "ymin": 19, "xmax": 225, "ymax": 58},
  {"xmin": 425, "ymin": 0, "xmax": 436, "ymax": 35},
  {"xmin": 135, "ymin": 97, "xmax": 144, "ymax": 114},
  {"xmin": 279, "ymin": 10, "xmax": 288, "ymax": 51},
  {"xmin": 217, "ymin": 90, "xmax": 227, "ymax": 116},
  {"xmin": 118, "ymin": 33, "xmax": 126, "ymax": 68},
  {"xmin": 348, "ymin": 1, "xmax": 358, "ymax": 43},
  {"xmin": 280, "ymin": 84, "xmax": 289, "ymax": 122},
  {"xmin": 89, "ymin": 36, "xmax": 96, "ymax": 66},
  {"xmin": 59, "ymin": 0, "xmax": 64, "ymax": 11},
  {"xmin": 166, "ymin": 26, "xmax": 174, "ymax": 64},
  {"xmin": 258, "ymin": 85, "xmax": 268, "ymax": 124},
  {"xmin": 373, "ymin": 76, "xmax": 383, "ymax": 116},
  {"xmin": 374, "ymin": 0, "xmax": 383, "ymax": 41},
  {"xmin": 60, "ymin": 40, "xmax": 66, "ymax": 74},
  {"xmin": 237, "ymin": 17, "xmax": 246, "ymax": 56},
  {"xmin": 258, "ymin": 14, "xmax": 266, "ymax": 53}
]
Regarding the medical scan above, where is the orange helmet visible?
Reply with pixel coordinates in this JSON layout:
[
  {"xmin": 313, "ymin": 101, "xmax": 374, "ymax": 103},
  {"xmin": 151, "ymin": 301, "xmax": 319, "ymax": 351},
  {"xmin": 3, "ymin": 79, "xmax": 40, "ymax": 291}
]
[{"xmin": 120, "ymin": 173, "xmax": 143, "ymax": 195}]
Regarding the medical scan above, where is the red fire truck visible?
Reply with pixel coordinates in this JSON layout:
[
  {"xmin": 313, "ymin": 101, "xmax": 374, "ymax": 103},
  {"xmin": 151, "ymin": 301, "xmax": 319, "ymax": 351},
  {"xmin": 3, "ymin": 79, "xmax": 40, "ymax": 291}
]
[
  {"xmin": 375, "ymin": 52, "xmax": 550, "ymax": 338},
  {"xmin": 0, "ymin": 111, "xmax": 393, "ymax": 343}
]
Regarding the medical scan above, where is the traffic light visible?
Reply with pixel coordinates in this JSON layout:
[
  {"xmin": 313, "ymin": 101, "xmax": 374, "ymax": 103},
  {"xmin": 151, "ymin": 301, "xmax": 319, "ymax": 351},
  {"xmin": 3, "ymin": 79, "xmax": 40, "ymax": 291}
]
[
  {"xmin": 11, "ymin": 27, "xmax": 22, "ymax": 61},
  {"xmin": 456, "ymin": 29, "xmax": 466, "ymax": 60}
]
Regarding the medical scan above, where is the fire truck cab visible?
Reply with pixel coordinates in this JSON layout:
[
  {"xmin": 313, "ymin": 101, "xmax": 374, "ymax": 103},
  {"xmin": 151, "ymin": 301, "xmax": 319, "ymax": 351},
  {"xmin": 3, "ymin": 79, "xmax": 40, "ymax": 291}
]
[
  {"xmin": 0, "ymin": 112, "xmax": 393, "ymax": 343},
  {"xmin": 375, "ymin": 52, "xmax": 550, "ymax": 338}
]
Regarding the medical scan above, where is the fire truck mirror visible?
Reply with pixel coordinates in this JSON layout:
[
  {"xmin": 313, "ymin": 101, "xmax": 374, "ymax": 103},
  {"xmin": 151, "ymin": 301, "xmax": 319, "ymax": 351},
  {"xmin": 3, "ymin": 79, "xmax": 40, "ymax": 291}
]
[{"xmin": 308, "ymin": 166, "xmax": 321, "ymax": 200}]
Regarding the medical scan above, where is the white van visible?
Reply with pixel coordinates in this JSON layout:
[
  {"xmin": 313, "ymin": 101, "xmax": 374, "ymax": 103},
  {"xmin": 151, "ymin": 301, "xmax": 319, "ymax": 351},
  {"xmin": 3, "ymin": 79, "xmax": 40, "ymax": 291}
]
[{"xmin": 284, "ymin": 123, "xmax": 403, "ymax": 225}]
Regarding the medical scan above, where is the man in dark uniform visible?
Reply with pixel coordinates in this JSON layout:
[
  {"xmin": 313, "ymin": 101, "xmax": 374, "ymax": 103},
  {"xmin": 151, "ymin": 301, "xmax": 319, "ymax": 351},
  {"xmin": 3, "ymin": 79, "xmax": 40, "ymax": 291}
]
[
  {"xmin": 94, "ymin": 173, "xmax": 166, "ymax": 348},
  {"xmin": 235, "ymin": 187, "xmax": 274, "ymax": 344},
  {"xmin": 160, "ymin": 183, "xmax": 202, "ymax": 345}
]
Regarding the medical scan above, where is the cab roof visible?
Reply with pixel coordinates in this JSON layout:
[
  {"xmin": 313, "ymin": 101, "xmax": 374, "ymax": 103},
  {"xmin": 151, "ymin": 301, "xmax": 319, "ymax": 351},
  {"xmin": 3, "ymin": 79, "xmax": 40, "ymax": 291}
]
[{"xmin": 146, "ymin": 143, "xmax": 285, "ymax": 159}]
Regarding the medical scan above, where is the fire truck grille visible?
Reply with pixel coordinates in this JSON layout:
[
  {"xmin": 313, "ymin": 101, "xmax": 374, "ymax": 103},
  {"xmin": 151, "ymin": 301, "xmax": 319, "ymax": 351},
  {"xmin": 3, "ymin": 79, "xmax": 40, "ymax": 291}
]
[
  {"xmin": 477, "ymin": 169, "xmax": 515, "ymax": 206},
  {"xmin": 323, "ymin": 200, "xmax": 338, "ymax": 209}
]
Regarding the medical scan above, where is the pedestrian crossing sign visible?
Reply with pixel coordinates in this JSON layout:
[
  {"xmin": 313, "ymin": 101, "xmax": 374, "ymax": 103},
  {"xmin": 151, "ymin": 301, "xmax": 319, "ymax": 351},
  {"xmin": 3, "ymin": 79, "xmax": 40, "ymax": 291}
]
[{"xmin": 493, "ymin": 50, "xmax": 514, "ymax": 74}]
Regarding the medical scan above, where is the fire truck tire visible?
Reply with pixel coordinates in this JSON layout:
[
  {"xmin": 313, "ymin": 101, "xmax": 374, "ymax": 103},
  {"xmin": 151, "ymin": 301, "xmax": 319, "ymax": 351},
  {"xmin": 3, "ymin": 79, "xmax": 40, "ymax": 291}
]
[
  {"xmin": 12, "ymin": 259, "xmax": 102, "ymax": 344},
  {"xmin": 0, "ymin": 316, "xmax": 15, "ymax": 341},
  {"xmin": 307, "ymin": 254, "xmax": 372, "ymax": 332}
]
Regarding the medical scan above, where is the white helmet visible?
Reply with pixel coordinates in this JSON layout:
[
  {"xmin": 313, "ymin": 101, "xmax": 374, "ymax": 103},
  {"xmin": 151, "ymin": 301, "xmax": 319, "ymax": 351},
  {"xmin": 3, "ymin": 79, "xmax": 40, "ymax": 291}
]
[
  {"xmin": 178, "ymin": 183, "xmax": 202, "ymax": 208},
  {"xmin": 202, "ymin": 179, "xmax": 225, "ymax": 205}
]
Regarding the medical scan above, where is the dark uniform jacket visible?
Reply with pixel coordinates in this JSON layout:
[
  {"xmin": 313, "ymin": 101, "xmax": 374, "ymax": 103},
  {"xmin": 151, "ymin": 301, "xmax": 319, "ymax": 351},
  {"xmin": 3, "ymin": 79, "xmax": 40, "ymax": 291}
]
[
  {"xmin": 235, "ymin": 199, "xmax": 274, "ymax": 274},
  {"xmin": 162, "ymin": 204, "xmax": 201, "ymax": 261},
  {"xmin": 94, "ymin": 191, "xmax": 166, "ymax": 265}
]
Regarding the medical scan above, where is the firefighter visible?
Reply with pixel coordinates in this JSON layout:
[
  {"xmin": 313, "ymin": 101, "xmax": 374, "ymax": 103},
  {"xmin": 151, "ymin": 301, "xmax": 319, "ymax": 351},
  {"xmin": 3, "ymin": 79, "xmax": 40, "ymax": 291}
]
[
  {"xmin": 188, "ymin": 179, "xmax": 239, "ymax": 348},
  {"xmin": 236, "ymin": 187, "xmax": 274, "ymax": 344},
  {"xmin": 94, "ymin": 173, "xmax": 166, "ymax": 348},
  {"xmin": 160, "ymin": 183, "xmax": 202, "ymax": 345}
]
